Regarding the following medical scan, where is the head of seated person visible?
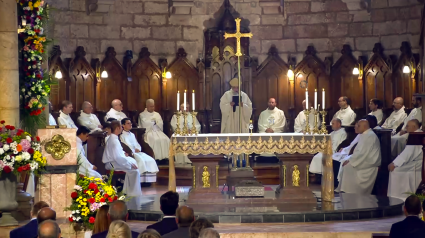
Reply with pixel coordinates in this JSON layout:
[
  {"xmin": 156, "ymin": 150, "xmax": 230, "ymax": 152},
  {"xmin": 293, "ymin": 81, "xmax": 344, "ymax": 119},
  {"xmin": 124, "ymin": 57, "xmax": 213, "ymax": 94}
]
[
  {"xmin": 160, "ymin": 191, "xmax": 179, "ymax": 216},
  {"xmin": 37, "ymin": 207, "xmax": 56, "ymax": 224},
  {"xmin": 38, "ymin": 220, "xmax": 61, "ymax": 238},
  {"xmin": 189, "ymin": 218, "xmax": 214, "ymax": 238},
  {"xmin": 404, "ymin": 195, "xmax": 422, "ymax": 217}
]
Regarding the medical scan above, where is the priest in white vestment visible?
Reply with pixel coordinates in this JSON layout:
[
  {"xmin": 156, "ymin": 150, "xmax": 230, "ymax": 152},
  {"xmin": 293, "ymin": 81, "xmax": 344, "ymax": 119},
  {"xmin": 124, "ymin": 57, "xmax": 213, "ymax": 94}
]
[
  {"xmin": 294, "ymin": 100, "xmax": 321, "ymax": 133},
  {"xmin": 220, "ymin": 78, "xmax": 253, "ymax": 133},
  {"xmin": 170, "ymin": 103, "xmax": 201, "ymax": 164},
  {"xmin": 338, "ymin": 120, "xmax": 381, "ymax": 194},
  {"xmin": 48, "ymin": 101, "xmax": 57, "ymax": 126},
  {"xmin": 120, "ymin": 118, "xmax": 158, "ymax": 182},
  {"xmin": 105, "ymin": 99, "xmax": 127, "ymax": 122},
  {"xmin": 331, "ymin": 96, "xmax": 356, "ymax": 126},
  {"xmin": 138, "ymin": 99, "xmax": 170, "ymax": 161},
  {"xmin": 103, "ymin": 123, "xmax": 112, "ymax": 142},
  {"xmin": 388, "ymin": 119, "xmax": 423, "ymax": 200},
  {"xmin": 368, "ymin": 98, "xmax": 383, "ymax": 125},
  {"xmin": 258, "ymin": 98, "xmax": 286, "ymax": 133},
  {"xmin": 57, "ymin": 100, "xmax": 77, "ymax": 129},
  {"xmin": 77, "ymin": 101, "xmax": 103, "ymax": 133},
  {"xmin": 76, "ymin": 126, "xmax": 101, "ymax": 178},
  {"xmin": 310, "ymin": 118, "xmax": 347, "ymax": 174},
  {"xmin": 381, "ymin": 97, "xmax": 407, "ymax": 134},
  {"xmin": 102, "ymin": 121, "xmax": 142, "ymax": 196}
]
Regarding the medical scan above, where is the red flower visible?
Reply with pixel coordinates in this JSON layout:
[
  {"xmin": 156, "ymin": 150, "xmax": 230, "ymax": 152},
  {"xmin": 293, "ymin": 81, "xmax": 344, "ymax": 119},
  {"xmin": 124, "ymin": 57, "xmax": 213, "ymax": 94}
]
[
  {"xmin": 28, "ymin": 148, "xmax": 34, "ymax": 154},
  {"xmin": 71, "ymin": 192, "xmax": 78, "ymax": 199},
  {"xmin": 17, "ymin": 131, "xmax": 22, "ymax": 136},
  {"xmin": 104, "ymin": 194, "xmax": 109, "ymax": 198},
  {"xmin": 10, "ymin": 126, "xmax": 15, "ymax": 130},
  {"xmin": 36, "ymin": 136, "xmax": 40, "ymax": 141},
  {"xmin": 6, "ymin": 138, "xmax": 13, "ymax": 144},
  {"xmin": 113, "ymin": 196, "xmax": 118, "ymax": 201},
  {"xmin": 108, "ymin": 197, "xmax": 113, "ymax": 202},
  {"xmin": 17, "ymin": 167, "xmax": 23, "ymax": 172},
  {"xmin": 89, "ymin": 217, "xmax": 95, "ymax": 224},
  {"xmin": 100, "ymin": 198, "xmax": 105, "ymax": 203},
  {"xmin": 3, "ymin": 166, "xmax": 11, "ymax": 173},
  {"xmin": 68, "ymin": 217, "xmax": 73, "ymax": 222},
  {"xmin": 94, "ymin": 188, "xmax": 99, "ymax": 194},
  {"xmin": 0, "ymin": 120, "xmax": 5, "ymax": 124},
  {"xmin": 5, "ymin": 125, "xmax": 10, "ymax": 130},
  {"xmin": 88, "ymin": 197, "xmax": 96, "ymax": 204},
  {"xmin": 83, "ymin": 190, "xmax": 87, "ymax": 194},
  {"xmin": 88, "ymin": 183, "xmax": 97, "ymax": 190}
]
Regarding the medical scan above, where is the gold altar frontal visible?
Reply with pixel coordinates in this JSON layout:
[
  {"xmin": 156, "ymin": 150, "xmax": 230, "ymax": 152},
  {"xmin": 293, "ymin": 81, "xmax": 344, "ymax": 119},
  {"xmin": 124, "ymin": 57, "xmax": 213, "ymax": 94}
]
[{"xmin": 168, "ymin": 133, "xmax": 334, "ymax": 202}]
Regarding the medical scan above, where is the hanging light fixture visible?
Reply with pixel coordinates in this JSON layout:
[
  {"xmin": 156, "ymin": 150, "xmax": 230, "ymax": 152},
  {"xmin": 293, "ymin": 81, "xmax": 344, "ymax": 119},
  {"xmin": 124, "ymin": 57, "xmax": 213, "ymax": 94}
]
[
  {"xmin": 287, "ymin": 69, "xmax": 294, "ymax": 78},
  {"xmin": 54, "ymin": 70, "xmax": 63, "ymax": 79},
  {"xmin": 101, "ymin": 70, "xmax": 108, "ymax": 78},
  {"xmin": 352, "ymin": 67, "xmax": 359, "ymax": 75},
  {"xmin": 165, "ymin": 71, "xmax": 172, "ymax": 79},
  {"xmin": 403, "ymin": 65, "xmax": 411, "ymax": 74}
]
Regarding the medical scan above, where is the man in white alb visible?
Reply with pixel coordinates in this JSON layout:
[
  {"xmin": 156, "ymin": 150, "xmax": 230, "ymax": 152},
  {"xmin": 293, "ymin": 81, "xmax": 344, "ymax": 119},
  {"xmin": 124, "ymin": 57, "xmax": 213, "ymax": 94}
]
[
  {"xmin": 77, "ymin": 101, "xmax": 103, "ymax": 133},
  {"xmin": 331, "ymin": 96, "xmax": 356, "ymax": 126},
  {"xmin": 105, "ymin": 99, "xmax": 127, "ymax": 122},
  {"xmin": 102, "ymin": 121, "xmax": 141, "ymax": 196},
  {"xmin": 309, "ymin": 118, "xmax": 347, "ymax": 174},
  {"xmin": 381, "ymin": 97, "xmax": 407, "ymax": 134},
  {"xmin": 57, "ymin": 100, "xmax": 77, "ymax": 129},
  {"xmin": 76, "ymin": 126, "xmax": 101, "ymax": 178},
  {"xmin": 220, "ymin": 78, "xmax": 253, "ymax": 133},
  {"xmin": 388, "ymin": 119, "xmax": 423, "ymax": 200},
  {"xmin": 48, "ymin": 101, "xmax": 57, "ymax": 126},
  {"xmin": 170, "ymin": 103, "xmax": 201, "ymax": 164},
  {"xmin": 120, "ymin": 118, "xmax": 158, "ymax": 182},
  {"xmin": 294, "ymin": 100, "xmax": 321, "ymax": 133},
  {"xmin": 368, "ymin": 98, "xmax": 383, "ymax": 125},
  {"xmin": 258, "ymin": 98, "xmax": 286, "ymax": 133},
  {"xmin": 139, "ymin": 99, "xmax": 170, "ymax": 162},
  {"xmin": 338, "ymin": 120, "xmax": 381, "ymax": 194}
]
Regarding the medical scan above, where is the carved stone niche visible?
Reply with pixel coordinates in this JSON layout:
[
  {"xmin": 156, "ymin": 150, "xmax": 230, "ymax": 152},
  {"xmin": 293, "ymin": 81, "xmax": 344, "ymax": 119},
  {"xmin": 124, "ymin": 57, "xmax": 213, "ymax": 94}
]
[
  {"xmin": 259, "ymin": 0, "xmax": 283, "ymax": 15},
  {"xmin": 86, "ymin": 0, "xmax": 114, "ymax": 15},
  {"xmin": 170, "ymin": 0, "xmax": 194, "ymax": 15}
]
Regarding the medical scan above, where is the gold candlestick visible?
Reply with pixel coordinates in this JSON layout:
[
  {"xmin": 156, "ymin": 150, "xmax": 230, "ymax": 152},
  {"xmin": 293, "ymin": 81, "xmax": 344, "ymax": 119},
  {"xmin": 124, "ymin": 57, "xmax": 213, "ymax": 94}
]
[
  {"xmin": 182, "ymin": 111, "xmax": 189, "ymax": 136},
  {"xmin": 249, "ymin": 120, "xmax": 253, "ymax": 135},
  {"xmin": 174, "ymin": 111, "xmax": 182, "ymax": 135},
  {"xmin": 312, "ymin": 105, "xmax": 320, "ymax": 134},
  {"xmin": 303, "ymin": 109, "xmax": 311, "ymax": 134},
  {"xmin": 320, "ymin": 110, "xmax": 328, "ymax": 134},
  {"xmin": 190, "ymin": 111, "xmax": 198, "ymax": 135}
]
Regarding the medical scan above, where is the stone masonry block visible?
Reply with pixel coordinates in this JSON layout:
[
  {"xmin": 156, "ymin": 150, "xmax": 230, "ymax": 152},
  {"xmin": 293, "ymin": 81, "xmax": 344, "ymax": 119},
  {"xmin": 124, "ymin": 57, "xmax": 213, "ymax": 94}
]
[
  {"xmin": 400, "ymin": 6, "xmax": 422, "ymax": 19},
  {"xmin": 48, "ymin": 0, "xmax": 69, "ymax": 10},
  {"xmin": 373, "ymin": 20, "xmax": 406, "ymax": 36},
  {"xmin": 101, "ymin": 40, "xmax": 132, "ymax": 54},
  {"xmin": 297, "ymin": 38, "xmax": 354, "ymax": 52},
  {"xmin": 76, "ymin": 39, "xmax": 101, "ymax": 54},
  {"xmin": 261, "ymin": 39, "xmax": 296, "ymax": 53},
  {"xmin": 133, "ymin": 40, "xmax": 176, "ymax": 55},
  {"xmin": 70, "ymin": 24, "xmax": 88, "ymax": 38},
  {"xmin": 311, "ymin": 0, "xmax": 349, "ymax": 12},
  {"xmin": 288, "ymin": 13, "xmax": 336, "ymax": 25},
  {"xmin": 350, "ymin": 10, "xmax": 370, "ymax": 22},
  {"xmin": 249, "ymin": 40, "xmax": 261, "ymax": 54},
  {"xmin": 69, "ymin": 0, "xmax": 86, "ymax": 11},
  {"xmin": 183, "ymin": 27, "xmax": 202, "ymax": 41},
  {"xmin": 176, "ymin": 41, "xmax": 198, "ymax": 65},
  {"xmin": 236, "ymin": 2, "xmax": 262, "ymax": 15},
  {"xmin": 348, "ymin": 22, "xmax": 373, "ymax": 36},
  {"xmin": 54, "ymin": 25, "xmax": 70, "ymax": 38},
  {"xmin": 207, "ymin": 2, "xmax": 222, "ymax": 15},
  {"xmin": 192, "ymin": 1, "xmax": 207, "ymax": 15},
  {"xmin": 328, "ymin": 23, "xmax": 348, "ymax": 37},
  {"xmin": 56, "ymin": 38, "xmax": 77, "ymax": 53},
  {"xmin": 121, "ymin": 27, "xmax": 151, "ymax": 39},
  {"xmin": 286, "ymin": 2, "xmax": 310, "ymax": 14},
  {"xmin": 114, "ymin": 2, "xmax": 144, "ymax": 14},
  {"xmin": 103, "ymin": 13, "xmax": 133, "ymax": 26},
  {"xmin": 388, "ymin": 0, "xmax": 419, "ymax": 7},
  {"xmin": 371, "ymin": 0, "xmax": 388, "ymax": 8},
  {"xmin": 168, "ymin": 15, "xmax": 198, "ymax": 26},
  {"xmin": 152, "ymin": 26, "xmax": 182, "ymax": 39},
  {"xmin": 408, "ymin": 19, "xmax": 421, "ymax": 34},
  {"xmin": 262, "ymin": 15, "xmax": 286, "ymax": 25},
  {"xmin": 244, "ymin": 15, "xmax": 261, "ymax": 25},
  {"xmin": 380, "ymin": 34, "xmax": 419, "ymax": 50},
  {"xmin": 51, "ymin": 11, "xmax": 103, "ymax": 24},
  {"xmin": 145, "ymin": 2, "xmax": 168, "ymax": 14},
  {"xmin": 90, "ymin": 25, "xmax": 120, "ymax": 39},
  {"xmin": 134, "ymin": 15, "xmax": 167, "ymax": 25},
  {"xmin": 355, "ymin": 37, "xmax": 379, "ymax": 51},
  {"xmin": 336, "ymin": 12, "xmax": 353, "ymax": 23},
  {"xmin": 371, "ymin": 9, "xmax": 385, "ymax": 22},
  {"xmin": 284, "ymin": 25, "xmax": 328, "ymax": 38},
  {"xmin": 250, "ymin": 26, "xmax": 283, "ymax": 40}
]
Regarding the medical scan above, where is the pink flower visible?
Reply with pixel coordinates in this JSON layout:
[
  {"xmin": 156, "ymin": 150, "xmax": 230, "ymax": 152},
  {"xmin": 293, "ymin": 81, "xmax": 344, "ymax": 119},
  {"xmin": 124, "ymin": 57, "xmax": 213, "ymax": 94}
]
[
  {"xmin": 23, "ymin": 46, "xmax": 29, "ymax": 51},
  {"xmin": 90, "ymin": 202, "xmax": 101, "ymax": 212},
  {"xmin": 19, "ymin": 139, "xmax": 31, "ymax": 152}
]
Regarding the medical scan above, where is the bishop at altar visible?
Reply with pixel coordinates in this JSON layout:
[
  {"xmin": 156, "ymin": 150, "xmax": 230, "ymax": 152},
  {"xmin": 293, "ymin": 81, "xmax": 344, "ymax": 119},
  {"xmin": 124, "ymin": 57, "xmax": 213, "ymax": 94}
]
[
  {"xmin": 220, "ymin": 78, "xmax": 252, "ymax": 133},
  {"xmin": 77, "ymin": 101, "xmax": 103, "ymax": 133},
  {"xmin": 170, "ymin": 103, "xmax": 201, "ymax": 164},
  {"xmin": 294, "ymin": 100, "xmax": 321, "ymax": 133},
  {"xmin": 139, "ymin": 99, "xmax": 170, "ymax": 161},
  {"xmin": 105, "ymin": 99, "xmax": 127, "ymax": 122}
]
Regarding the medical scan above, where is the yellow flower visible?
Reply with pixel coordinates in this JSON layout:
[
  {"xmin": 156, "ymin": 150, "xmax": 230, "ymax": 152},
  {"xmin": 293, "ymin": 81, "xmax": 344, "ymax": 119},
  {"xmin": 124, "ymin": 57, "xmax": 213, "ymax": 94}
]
[
  {"xmin": 34, "ymin": 1, "xmax": 40, "ymax": 8},
  {"xmin": 15, "ymin": 156, "xmax": 22, "ymax": 162}
]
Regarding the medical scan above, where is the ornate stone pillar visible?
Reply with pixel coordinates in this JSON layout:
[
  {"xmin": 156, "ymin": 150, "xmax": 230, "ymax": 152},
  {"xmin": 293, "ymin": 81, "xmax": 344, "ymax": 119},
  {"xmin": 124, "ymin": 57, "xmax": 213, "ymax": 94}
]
[{"xmin": 0, "ymin": 0, "xmax": 19, "ymax": 126}]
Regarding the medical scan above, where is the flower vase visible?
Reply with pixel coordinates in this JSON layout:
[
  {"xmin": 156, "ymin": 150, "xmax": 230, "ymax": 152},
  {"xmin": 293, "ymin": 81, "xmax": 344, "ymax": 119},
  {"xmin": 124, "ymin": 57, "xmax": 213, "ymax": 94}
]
[{"xmin": 0, "ymin": 172, "xmax": 18, "ymax": 226}]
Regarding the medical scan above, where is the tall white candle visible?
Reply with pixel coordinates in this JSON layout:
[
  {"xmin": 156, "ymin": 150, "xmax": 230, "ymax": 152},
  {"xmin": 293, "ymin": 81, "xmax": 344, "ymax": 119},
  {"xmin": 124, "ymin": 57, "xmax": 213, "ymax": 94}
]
[
  {"xmin": 192, "ymin": 90, "xmax": 195, "ymax": 111},
  {"xmin": 177, "ymin": 91, "xmax": 180, "ymax": 111},
  {"xmin": 184, "ymin": 90, "xmax": 187, "ymax": 111},
  {"xmin": 322, "ymin": 88, "xmax": 325, "ymax": 110},
  {"xmin": 314, "ymin": 89, "xmax": 317, "ymax": 110},
  {"xmin": 305, "ymin": 89, "xmax": 308, "ymax": 110}
]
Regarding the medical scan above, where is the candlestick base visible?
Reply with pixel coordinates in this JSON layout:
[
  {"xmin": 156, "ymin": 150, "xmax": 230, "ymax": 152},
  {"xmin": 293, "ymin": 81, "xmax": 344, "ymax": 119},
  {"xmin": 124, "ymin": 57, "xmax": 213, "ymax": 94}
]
[
  {"xmin": 319, "ymin": 110, "xmax": 328, "ymax": 134},
  {"xmin": 174, "ymin": 111, "xmax": 182, "ymax": 135},
  {"xmin": 303, "ymin": 109, "xmax": 311, "ymax": 135},
  {"xmin": 190, "ymin": 111, "xmax": 198, "ymax": 135},
  {"xmin": 312, "ymin": 110, "xmax": 320, "ymax": 135},
  {"xmin": 182, "ymin": 112, "xmax": 189, "ymax": 136}
]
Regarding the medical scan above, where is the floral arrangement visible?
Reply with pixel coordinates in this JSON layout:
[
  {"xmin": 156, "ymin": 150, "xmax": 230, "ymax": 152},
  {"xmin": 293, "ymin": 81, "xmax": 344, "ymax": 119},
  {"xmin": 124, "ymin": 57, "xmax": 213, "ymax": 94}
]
[
  {"xmin": 66, "ymin": 171, "xmax": 125, "ymax": 230},
  {"xmin": 0, "ymin": 120, "xmax": 47, "ymax": 176},
  {"xmin": 17, "ymin": 0, "xmax": 52, "ymax": 130}
]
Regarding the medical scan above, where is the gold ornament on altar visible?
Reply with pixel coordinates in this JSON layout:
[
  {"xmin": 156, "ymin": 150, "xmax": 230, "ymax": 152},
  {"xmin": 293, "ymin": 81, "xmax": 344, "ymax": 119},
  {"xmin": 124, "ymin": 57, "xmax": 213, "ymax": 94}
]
[
  {"xmin": 292, "ymin": 165, "xmax": 300, "ymax": 187},
  {"xmin": 202, "ymin": 166, "xmax": 210, "ymax": 188},
  {"xmin": 44, "ymin": 134, "xmax": 71, "ymax": 160}
]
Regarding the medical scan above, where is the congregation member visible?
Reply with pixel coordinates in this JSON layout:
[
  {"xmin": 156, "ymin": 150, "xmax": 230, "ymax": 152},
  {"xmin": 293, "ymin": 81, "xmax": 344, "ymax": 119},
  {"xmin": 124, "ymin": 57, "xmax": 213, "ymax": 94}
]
[
  {"xmin": 139, "ymin": 99, "xmax": 170, "ymax": 163},
  {"xmin": 48, "ymin": 101, "xmax": 57, "ymax": 126},
  {"xmin": 365, "ymin": 115, "xmax": 381, "ymax": 130},
  {"xmin": 78, "ymin": 101, "xmax": 103, "ymax": 133},
  {"xmin": 309, "ymin": 118, "xmax": 347, "ymax": 174},
  {"xmin": 138, "ymin": 229, "xmax": 162, "ymax": 238},
  {"xmin": 93, "ymin": 205, "xmax": 110, "ymax": 235},
  {"xmin": 189, "ymin": 218, "xmax": 214, "ymax": 238},
  {"xmin": 170, "ymin": 103, "xmax": 201, "ymax": 164},
  {"xmin": 331, "ymin": 96, "xmax": 356, "ymax": 126},
  {"xmin": 258, "ymin": 98, "xmax": 286, "ymax": 133},
  {"xmin": 103, "ymin": 122, "xmax": 112, "ymax": 142},
  {"xmin": 368, "ymin": 98, "xmax": 383, "ymax": 124},
  {"xmin": 147, "ymin": 191, "xmax": 179, "ymax": 236},
  {"xmin": 102, "ymin": 121, "xmax": 142, "ymax": 197},
  {"xmin": 77, "ymin": 126, "xmax": 101, "ymax": 178},
  {"xmin": 92, "ymin": 201, "xmax": 139, "ymax": 238},
  {"xmin": 389, "ymin": 195, "xmax": 425, "ymax": 238},
  {"xmin": 163, "ymin": 205, "xmax": 195, "ymax": 238},
  {"xmin": 381, "ymin": 97, "xmax": 407, "ymax": 134},
  {"xmin": 106, "ymin": 221, "xmax": 132, "ymax": 238},
  {"xmin": 10, "ymin": 201, "xmax": 49, "ymax": 238},
  {"xmin": 37, "ymin": 207, "xmax": 57, "ymax": 224},
  {"xmin": 219, "ymin": 78, "xmax": 253, "ymax": 133},
  {"xmin": 105, "ymin": 99, "xmax": 127, "ymax": 122},
  {"xmin": 294, "ymin": 100, "xmax": 320, "ymax": 133},
  {"xmin": 58, "ymin": 100, "xmax": 77, "ymax": 128},
  {"xmin": 199, "ymin": 228, "xmax": 220, "ymax": 238},
  {"xmin": 120, "ymin": 118, "xmax": 158, "ymax": 182},
  {"xmin": 38, "ymin": 220, "xmax": 61, "ymax": 238},
  {"xmin": 388, "ymin": 119, "xmax": 423, "ymax": 200}
]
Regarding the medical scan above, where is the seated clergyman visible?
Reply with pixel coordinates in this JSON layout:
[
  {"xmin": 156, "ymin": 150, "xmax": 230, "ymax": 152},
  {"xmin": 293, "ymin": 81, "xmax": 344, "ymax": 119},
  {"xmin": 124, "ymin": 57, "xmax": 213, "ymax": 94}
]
[
  {"xmin": 294, "ymin": 100, "xmax": 320, "ymax": 133},
  {"xmin": 387, "ymin": 119, "xmax": 423, "ymax": 200},
  {"xmin": 139, "ymin": 99, "xmax": 170, "ymax": 163},
  {"xmin": 48, "ymin": 101, "xmax": 57, "ymax": 126},
  {"xmin": 77, "ymin": 101, "xmax": 103, "ymax": 133},
  {"xmin": 57, "ymin": 100, "xmax": 77, "ymax": 129},
  {"xmin": 105, "ymin": 99, "xmax": 127, "ymax": 122},
  {"xmin": 120, "ymin": 118, "xmax": 159, "ymax": 182},
  {"xmin": 381, "ymin": 97, "xmax": 407, "ymax": 134},
  {"xmin": 258, "ymin": 98, "xmax": 286, "ymax": 133},
  {"xmin": 76, "ymin": 126, "xmax": 101, "ymax": 178},
  {"xmin": 331, "ymin": 96, "xmax": 356, "ymax": 126},
  {"xmin": 170, "ymin": 103, "xmax": 200, "ymax": 164},
  {"xmin": 368, "ymin": 98, "xmax": 383, "ymax": 125}
]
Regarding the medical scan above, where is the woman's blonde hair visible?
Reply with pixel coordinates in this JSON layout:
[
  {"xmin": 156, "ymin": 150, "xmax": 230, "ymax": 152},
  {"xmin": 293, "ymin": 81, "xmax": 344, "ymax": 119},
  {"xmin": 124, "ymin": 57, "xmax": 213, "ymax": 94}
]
[{"xmin": 106, "ymin": 220, "xmax": 132, "ymax": 238}]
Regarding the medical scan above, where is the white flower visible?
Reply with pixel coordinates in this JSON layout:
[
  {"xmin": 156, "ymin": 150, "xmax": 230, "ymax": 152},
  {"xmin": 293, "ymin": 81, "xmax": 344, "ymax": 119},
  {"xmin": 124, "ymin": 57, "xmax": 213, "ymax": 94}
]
[
  {"xmin": 71, "ymin": 211, "xmax": 75, "ymax": 214},
  {"xmin": 73, "ymin": 185, "xmax": 82, "ymax": 191},
  {"xmin": 22, "ymin": 152, "xmax": 31, "ymax": 161},
  {"xmin": 13, "ymin": 150, "xmax": 19, "ymax": 155},
  {"xmin": 0, "ymin": 148, "xmax": 4, "ymax": 155},
  {"xmin": 118, "ymin": 196, "xmax": 125, "ymax": 201},
  {"xmin": 5, "ymin": 155, "xmax": 10, "ymax": 161},
  {"xmin": 26, "ymin": 136, "xmax": 31, "ymax": 142},
  {"xmin": 3, "ymin": 144, "xmax": 10, "ymax": 151}
]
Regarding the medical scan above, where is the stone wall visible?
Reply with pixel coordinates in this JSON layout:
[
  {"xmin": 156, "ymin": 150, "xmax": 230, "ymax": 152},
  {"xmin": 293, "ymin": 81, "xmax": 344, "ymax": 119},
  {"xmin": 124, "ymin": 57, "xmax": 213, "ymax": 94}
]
[{"xmin": 47, "ymin": 0, "xmax": 423, "ymax": 66}]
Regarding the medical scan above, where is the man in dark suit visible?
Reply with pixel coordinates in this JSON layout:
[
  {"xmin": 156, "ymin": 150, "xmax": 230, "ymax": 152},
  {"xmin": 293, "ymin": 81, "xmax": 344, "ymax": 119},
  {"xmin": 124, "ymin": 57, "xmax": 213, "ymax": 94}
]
[
  {"xmin": 390, "ymin": 195, "xmax": 425, "ymax": 238},
  {"xmin": 91, "ymin": 200, "xmax": 139, "ymax": 238},
  {"xmin": 10, "ymin": 201, "xmax": 49, "ymax": 238},
  {"xmin": 163, "ymin": 205, "xmax": 195, "ymax": 238},
  {"xmin": 38, "ymin": 220, "xmax": 61, "ymax": 238},
  {"xmin": 147, "ymin": 191, "xmax": 179, "ymax": 236}
]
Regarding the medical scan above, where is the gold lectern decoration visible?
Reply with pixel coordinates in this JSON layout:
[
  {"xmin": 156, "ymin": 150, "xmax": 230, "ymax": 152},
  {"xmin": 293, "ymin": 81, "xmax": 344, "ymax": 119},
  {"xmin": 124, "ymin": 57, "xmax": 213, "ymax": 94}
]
[
  {"xmin": 44, "ymin": 134, "xmax": 71, "ymax": 160},
  {"xmin": 292, "ymin": 165, "xmax": 300, "ymax": 187},
  {"xmin": 202, "ymin": 166, "xmax": 210, "ymax": 188}
]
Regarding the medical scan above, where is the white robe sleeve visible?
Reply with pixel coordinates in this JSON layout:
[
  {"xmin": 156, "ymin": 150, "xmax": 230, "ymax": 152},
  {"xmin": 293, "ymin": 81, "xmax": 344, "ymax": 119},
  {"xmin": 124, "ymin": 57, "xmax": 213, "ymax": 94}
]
[
  {"xmin": 170, "ymin": 115, "xmax": 177, "ymax": 132},
  {"xmin": 194, "ymin": 117, "xmax": 201, "ymax": 132},
  {"xmin": 258, "ymin": 112, "xmax": 267, "ymax": 133},
  {"xmin": 139, "ymin": 113, "xmax": 154, "ymax": 133},
  {"xmin": 348, "ymin": 111, "xmax": 356, "ymax": 125},
  {"xmin": 393, "ymin": 145, "xmax": 420, "ymax": 167},
  {"xmin": 49, "ymin": 114, "xmax": 57, "ymax": 126},
  {"xmin": 131, "ymin": 133, "xmax": 142, "ymax": 151},
  {"xmin": 220, "ymin": 93, "xmax": 232, "ymax": 133},
  {"xmin": 349, "ymin": 133, "xmax": 380, "ymax": 169},
  {"xmin": 57, "ymin": 117, "xmax": 67, "ymax": 127},
  {"xmin": 273, "ymin": 111, "xmax": 286, "ymax": 133},
  {"xmin": 105, "ymin": 139, "xmax": 134, "ymax": 170},
  {"xmin": 294, "ymin": 112, "xmax": 303, "ymax": 133},
  {"xmin": 155, "ymin": 113, "xmax": 164, "ymax": 132},
  {"xmin": 242, "ymin": 95, "xmax": 253, "ymax": 124},
  {"xmin": 77, "ymin": 150, "xmax": 94, "ymax": 171}
]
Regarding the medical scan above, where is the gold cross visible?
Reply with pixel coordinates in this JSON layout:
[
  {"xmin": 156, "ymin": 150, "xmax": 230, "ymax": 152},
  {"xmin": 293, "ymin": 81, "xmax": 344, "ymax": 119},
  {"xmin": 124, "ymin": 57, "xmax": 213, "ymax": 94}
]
[{"xmin": 224, "ymin": 18, "xmax": 253, "ymax": 57}]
